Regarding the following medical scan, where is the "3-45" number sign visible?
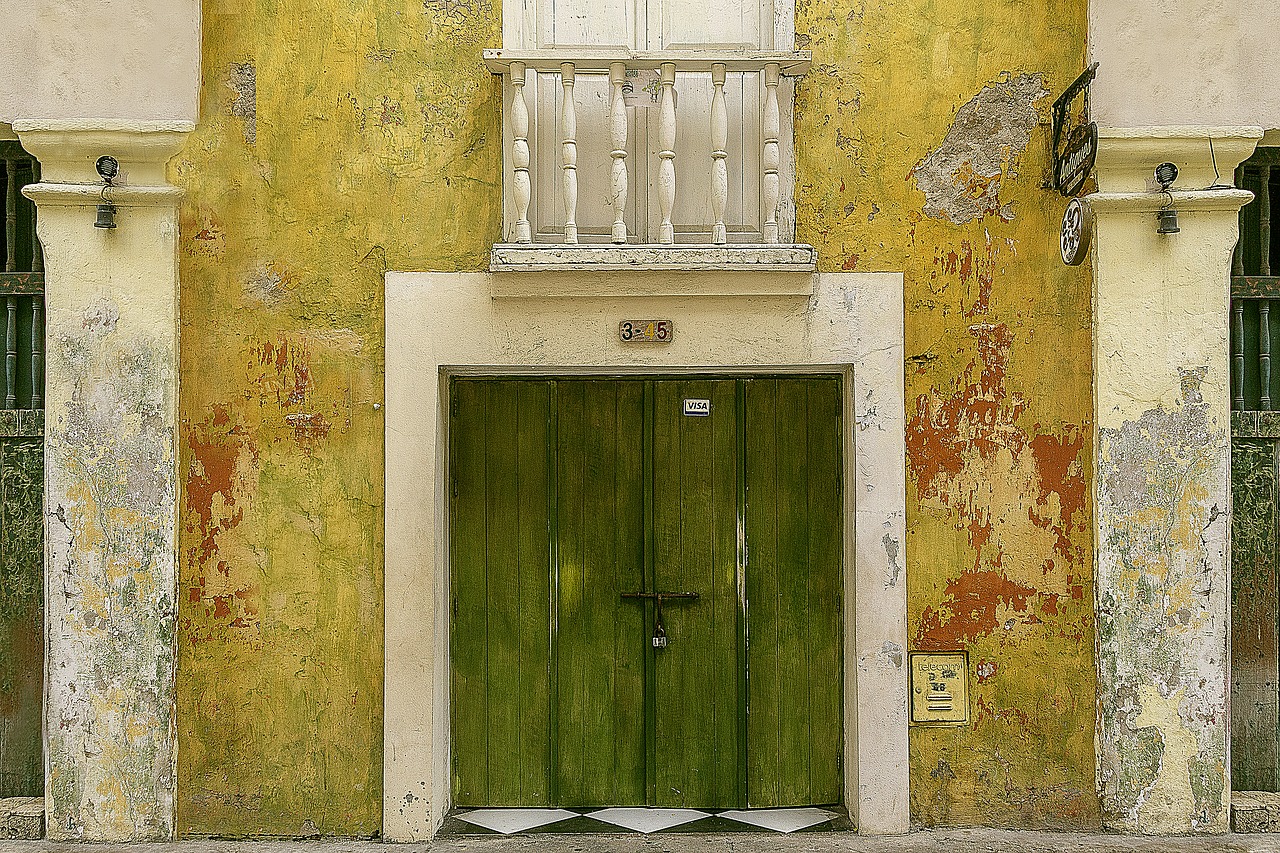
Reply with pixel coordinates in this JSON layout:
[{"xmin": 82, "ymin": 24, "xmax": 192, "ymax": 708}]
[{"xmin": 619, "ymin": 320, "xmax": 673, "ymax": 343}]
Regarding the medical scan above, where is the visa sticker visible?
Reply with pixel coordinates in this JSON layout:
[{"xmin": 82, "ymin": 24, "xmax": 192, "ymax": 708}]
[{"xmin": 683, "ymin": 399, "xmax": 710, "ymax": 416}]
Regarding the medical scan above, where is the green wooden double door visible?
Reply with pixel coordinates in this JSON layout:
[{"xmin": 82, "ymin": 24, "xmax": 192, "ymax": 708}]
[{"xmin": 450, "ymin": 376, "xmax": 843, "ymax": 809}]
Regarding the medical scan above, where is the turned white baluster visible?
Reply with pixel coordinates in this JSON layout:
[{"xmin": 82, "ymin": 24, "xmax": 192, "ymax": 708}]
[
  {"xmin": 657, "ymin": 61, "xmax": 677, "ymax": 245},
  {"xmin": 710, "ymin": 63, "xmax": 729, "ymax": 245},
  {"xmin": 762, "ymin": 62, "xmax": 781, "ymax": 244},
  {"xmin": 609, "ymin": 62, "xmax": 629, "ymax": 244},
  {"xmin": 510, "ymin": 60, "xmax": 532, "ymax": 243},
  {"xmin": 560, "ymin": 62, "xmax": 578, "ymax": 244}
]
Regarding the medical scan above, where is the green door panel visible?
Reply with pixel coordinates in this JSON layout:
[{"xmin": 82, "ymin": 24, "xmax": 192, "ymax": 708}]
[
  {"xmin": 555, "ymin": 380, "xmax": 647, "ymax": 805},
  {"xmin": 451, "ymin": 380, "xmax": 553, "ymax": 806},
  {"xmin": 744, "ymin": 378, "xmax": 843, "ymax": 806},
  {"xmin": 652, "ymin": 380, "xmax": 741, "ymax": 808},
  {"xmin": 450, "ymin": 376, "xmax": 842, "ymax": 809}
]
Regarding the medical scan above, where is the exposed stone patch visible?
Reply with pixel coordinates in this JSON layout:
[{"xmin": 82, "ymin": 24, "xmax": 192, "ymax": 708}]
[
  {"xmin": 227, "ymin": 62, "xmax": 256, "ymax": 145},
  {"xmin": 1096, "ymin": 401, "xmax": 1229, "ymax": 831},
  {"xmin": 911, "ymin": 72, "xmax": 1048, "ymax": 224}
]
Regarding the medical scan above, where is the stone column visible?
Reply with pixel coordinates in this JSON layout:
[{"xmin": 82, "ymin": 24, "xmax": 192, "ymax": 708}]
[
  {"xmin": 1089, "ymin": 127, "xmax": 1260, "ymax": 833},
  {"xmin": 15, "ymin": 121, "xmax": 190, "ymax": 842}
]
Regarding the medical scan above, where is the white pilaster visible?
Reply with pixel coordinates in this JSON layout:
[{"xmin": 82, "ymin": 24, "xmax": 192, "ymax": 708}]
[
  {"xmin": 15, "ymin": 120, "xmax": 190, "ymax": 842},
  {"xmin": 1089, "ymin": 126, "xmax": 1260, "ymax": 834}
]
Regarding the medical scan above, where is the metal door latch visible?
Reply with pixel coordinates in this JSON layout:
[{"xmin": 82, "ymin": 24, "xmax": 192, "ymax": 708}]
[{"xmin": 621, "ymin": 591, "xmax": 699, "ymax": 649}]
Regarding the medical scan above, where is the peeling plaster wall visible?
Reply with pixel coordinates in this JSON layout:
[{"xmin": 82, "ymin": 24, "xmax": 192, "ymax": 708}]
[
  {"xmin": 796, "ymin": 0, "xmax": 1099, "ymax": 829},
  {"xmin": 175, "ymin": 0, "xmax": 1098, "ymax": 834},
  {"xmin": 170, "ymin": 0, "xmax": 500, "ymax": 837}
]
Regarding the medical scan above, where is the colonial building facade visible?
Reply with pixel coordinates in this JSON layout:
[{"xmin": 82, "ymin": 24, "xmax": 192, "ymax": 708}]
[{"xmin": 0, "ymin": 0, "xmax": 1277, "ymax": 842}]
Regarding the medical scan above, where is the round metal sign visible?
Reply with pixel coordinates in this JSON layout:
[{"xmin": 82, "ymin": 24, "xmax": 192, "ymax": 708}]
[{"xmin": 1060, "ymin": 197, "xmax": 1092, "ymax": 266}]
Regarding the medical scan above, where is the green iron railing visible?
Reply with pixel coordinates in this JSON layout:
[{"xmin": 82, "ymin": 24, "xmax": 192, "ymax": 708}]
[{"xmin": 1231, "ymin": 146, "xmax": 1280, "ymax": 413}]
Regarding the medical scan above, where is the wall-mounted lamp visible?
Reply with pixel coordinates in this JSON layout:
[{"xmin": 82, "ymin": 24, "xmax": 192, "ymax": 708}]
[
  {"xmin": 1154, "ymin": 162, "xmax": 1179, "ymax": 235},
  {"xmin": 93, "ymin": 155, "xmax": 119, "ymax": 230}
]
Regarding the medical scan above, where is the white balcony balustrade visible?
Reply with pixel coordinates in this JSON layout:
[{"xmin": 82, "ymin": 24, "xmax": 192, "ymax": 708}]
[{"xmin": 485, "ymin": 48, "xmax": 813, "ymax": 274}]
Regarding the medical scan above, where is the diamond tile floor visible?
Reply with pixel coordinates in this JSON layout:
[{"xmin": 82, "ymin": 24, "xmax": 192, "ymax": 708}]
[{"xmin": 443, "ymin": 806, "xmax": 849, "ymax": 836}]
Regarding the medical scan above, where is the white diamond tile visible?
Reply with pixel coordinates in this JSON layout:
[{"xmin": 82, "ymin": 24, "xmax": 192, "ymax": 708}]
[
  {"xmin": 718, "ymin": 807, "xmax": 837, "ymax": 833},
  {"xmin": 456, "ymin": 808, "xmax": 578, "ymax": 834},
  {"xmin": 586, "ymin": 807, "xmax": 711, "ymax": 833}
]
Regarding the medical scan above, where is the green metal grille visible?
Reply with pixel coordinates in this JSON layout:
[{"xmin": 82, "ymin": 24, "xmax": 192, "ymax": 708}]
[
  {"xmin": 0, "ymin": 139, "xmax": 43, "ymax": 799},
  {"xmin": 1231, "ymin": 147, "xmax": 1280, "ymax": 412}
]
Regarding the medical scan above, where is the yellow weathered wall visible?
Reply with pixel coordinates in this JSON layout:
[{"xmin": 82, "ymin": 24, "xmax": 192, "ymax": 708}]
[
  {"xmin": 171, "ymin": 0, "xmax": 499, "ymax": 836},
  {"xmin": 795, "ymin": 0, "xmax": 1099, "ymax": 828},
  {"xmin": 174, "ymin": 0, "xmax": 1097, "ymax": 834}
]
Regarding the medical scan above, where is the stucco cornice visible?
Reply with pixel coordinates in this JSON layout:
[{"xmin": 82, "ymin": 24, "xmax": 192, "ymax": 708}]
[
  {"xmin": 12, "ymin": 122, "xmax": 193, "ymax": 186},
  {"xmin": 1085, "ymin": 188, "xmax": 1254, "ymax": 216},
  {"xmin": 1094, "ymin": 126, "xmax": 1263, "ymax": 194},
  {"xmin": 22, "ymin": 182, "xmax": 184, "ymax": 209}
]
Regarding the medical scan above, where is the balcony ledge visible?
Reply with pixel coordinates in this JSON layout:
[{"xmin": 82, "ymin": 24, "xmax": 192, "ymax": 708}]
[{"xmin": 488, "ymin": 244, "xmax": 817, "ymax": 297}]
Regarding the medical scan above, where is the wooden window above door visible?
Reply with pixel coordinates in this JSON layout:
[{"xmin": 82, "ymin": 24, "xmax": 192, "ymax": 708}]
[{"xmin": 486, "ymin": 0, "xmax": 816, "ymax": 275}]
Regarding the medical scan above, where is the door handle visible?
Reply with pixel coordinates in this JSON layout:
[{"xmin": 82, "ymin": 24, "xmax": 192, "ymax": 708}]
[{"xmin": 621, "ymin": 591, "xmax": 699, "ymax": 648}]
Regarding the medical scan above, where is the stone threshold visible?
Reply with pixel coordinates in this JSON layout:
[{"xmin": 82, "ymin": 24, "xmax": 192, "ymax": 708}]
[
  {"xmin": 0, "ymin": 798, "xmax": 42, "ymax": 841},
  {"xmin": 13, "ymin": 828, "xmax": 1280, "ymax": 851},
  {"xmin": 1233, "ymin": 791, "xmax": 1280, "ymax": 833}
]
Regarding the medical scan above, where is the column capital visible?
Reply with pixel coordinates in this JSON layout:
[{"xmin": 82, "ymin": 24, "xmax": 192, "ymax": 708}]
[
  {"xmin": 1094, "ymin": 125, "xmax": 1262, "ymax": 194},
  {"xmin": 11, "ymin": 120, "xmax": 192, "ymax": 186}
]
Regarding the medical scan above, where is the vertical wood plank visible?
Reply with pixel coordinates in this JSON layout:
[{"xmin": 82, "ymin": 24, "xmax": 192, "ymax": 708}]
[
  {"xmin": 805, "ymin": 378, "xmax": 843, "ymax": 802},
  {"xmin": 481, "ymin": 381, "xmax": 519, "ymax": 799},
  {"xmin": 745, "ymin": 378, "xmax": 781, "ymax": 806},
  {"xmin": 515, "ymin": 382, "xmax": 552, "ymax": 803},
  {"xmin": 652, "ymin": 380, "xmax": 688, "ymax": 804},
  {"xmin": 745, "ymin": 377, "xmax": 843, "ymax": 806},
  {"xmin": 612, "ymin": 381, "xmax": 648, "ymax": 804},
  {"xmin": 555, "ymin": 380, "xmax": 647, "ymax": 805},
  {"xmin": 653, "ymin": 379, "xmax": 740, "ymax": 807},
  {"xmin": 555, "ymin": 380, "xmax": 587, "ymax": 803},
  {"xmin": 483, "ymin": 382, "xmax": 526, "ymax": 805},
  {"xmin": 450, "ymin": 380, "xmax": 491, "ymax": 805},
  {"xmin": 773, "ymin": 378, "xmax": 811, "ymax": 804}
]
